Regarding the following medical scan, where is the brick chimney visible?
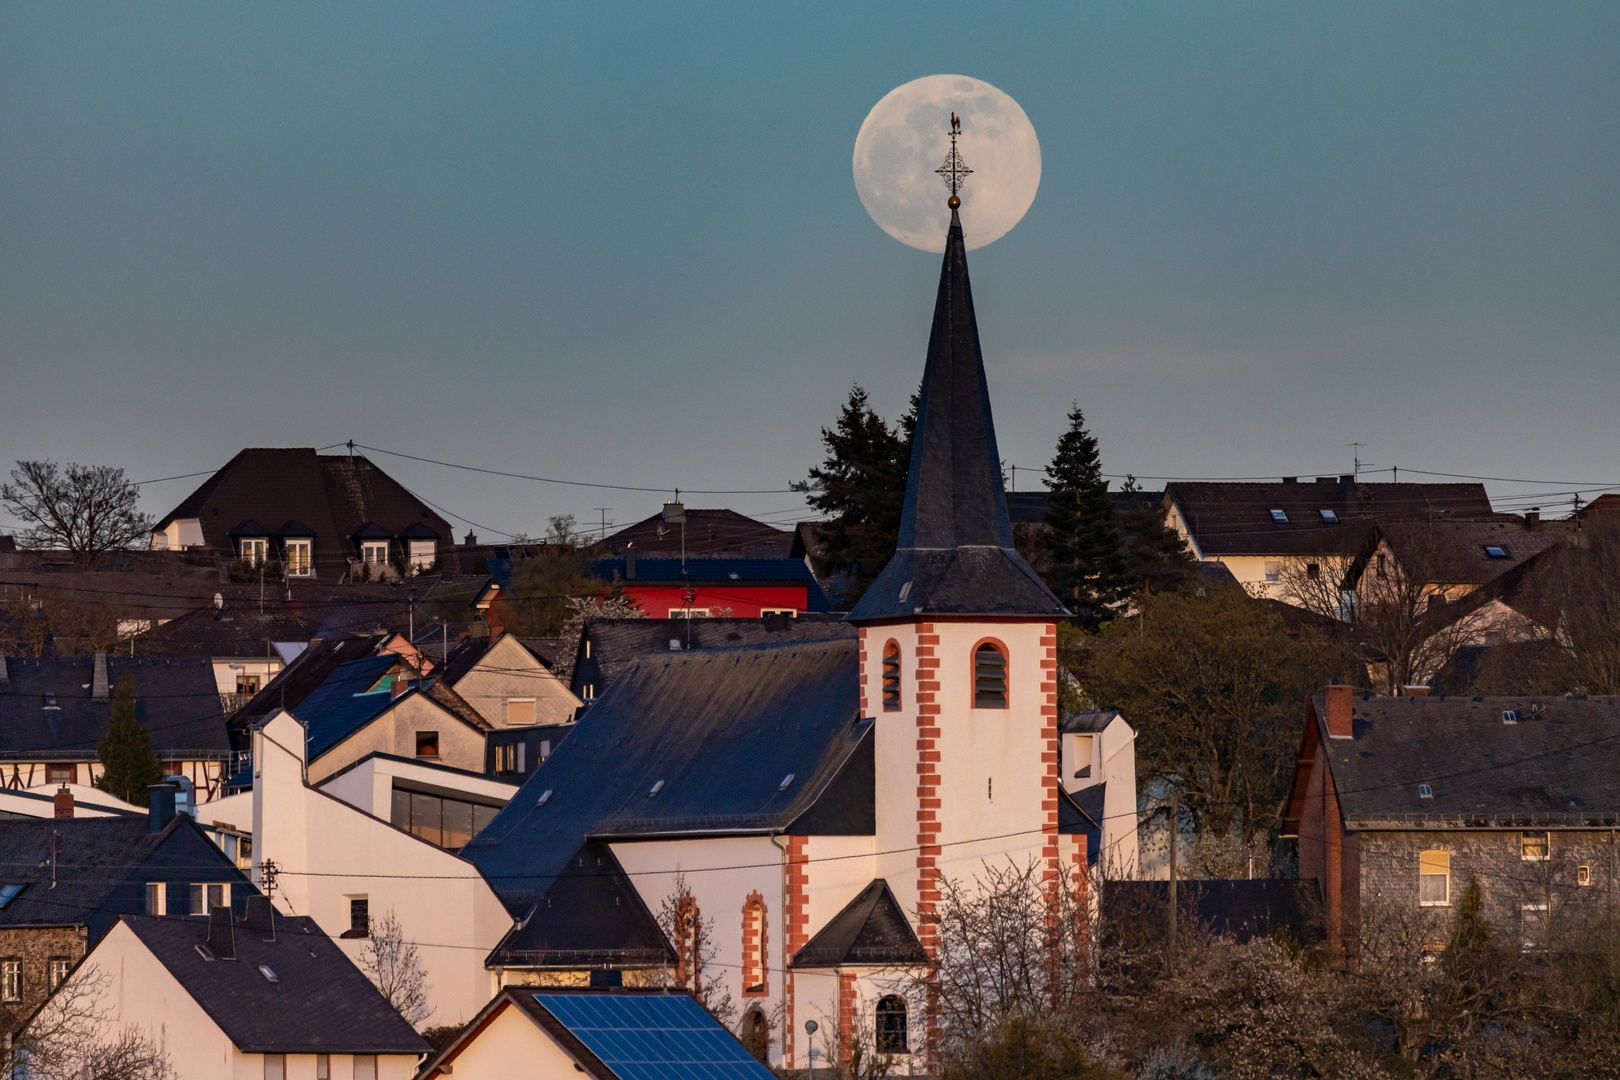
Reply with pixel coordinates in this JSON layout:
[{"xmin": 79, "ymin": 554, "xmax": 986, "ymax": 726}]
[
  {"xmin": 53, "ymin": 785, "xmax": 73, "ymax": 819},
  {"xmin": 1325, "ymin": 684, "xmax": 1353, "ymax": 739}
]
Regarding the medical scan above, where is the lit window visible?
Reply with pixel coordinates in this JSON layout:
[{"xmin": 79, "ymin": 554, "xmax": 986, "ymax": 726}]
[
  {"xmin": 145, "ymin": 882, "xmax": 165, "ymax": 916},
  {"xmin": 882, "ymin": 642, "xmax": 901, "ymax": 711},
  {"xmin": 48, "ymin": 957, "xmax": 69, "ymax": 991},
  {"xmin": 240, "ymin": 538, "xmax": 268, "ymax": 566},
  {"xmin": 1319, "ymin": 509, "xmax": 1338, "ymax": 524},
  {"xmin": 1269, "ymin": 509, "xmax": 1289, "ymax": 523},
  {"xmin": 1, "ymin": 960, "xmax": 19, "ymax": 1002},
  {"xmin": 1578, "ymin": 865, "xmax": 1593, "ymax": 887},
  {"xmin": 285, "ymin": 539, "xmax": 313, "ymax": 576},
  {"xmin": 875, "ymin": 995, "xmax": 908, "ymax": 1053},
  {"xmin": 1521, "ymin": 831, "xmax": 1549, "ymax": 861},
  {"xmin": 1484, "ymin": 545, "xmax": 1510, "ymax": 559},
  {"xmin": 973, "ymin": 643, "xmax": 1007, "ymax": 709},
  {"xmin": 415, "ymin": 731, "xmax": 440, "ymax": 758},
  {"xmin": 1419, "ymin": 851, "xmax": 1450, "ymax": 906},
  {"xmin": 361, "ymin": 541, "xmax": 388, "ymax": 567}
]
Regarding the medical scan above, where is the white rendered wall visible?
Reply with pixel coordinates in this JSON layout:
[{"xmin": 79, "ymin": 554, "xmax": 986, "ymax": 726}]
[
  {"xmin": 306, "ymin": 695, "xmax": 487, "ymax": 783},
  {"xmin": 451, "ymin": 634, "xmax": 581, "ymax": 728},
  {"xmin": 316, "ymin": 755, "xmax": 516, "ymax": 820},
  {"xmin": 252, "ymin": 711, "xmax": 512, "ymax": 1027}
]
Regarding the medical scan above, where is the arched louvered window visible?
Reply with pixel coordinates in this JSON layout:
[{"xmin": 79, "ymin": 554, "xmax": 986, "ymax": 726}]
[
  {"xmin": 875, "ymin": 995, "xmax": 908, "ymax": 1053},
  {"xmin": 882, "ymin": 641, "xmax": 902, "ymax": 711},
  {"xmin": 974, "ymin": 642, "xmax": 1008, "ymax": 709}
]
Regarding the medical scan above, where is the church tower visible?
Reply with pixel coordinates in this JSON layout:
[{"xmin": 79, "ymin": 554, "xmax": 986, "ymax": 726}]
[{"xmin": 848, "ymin": 180, "xmax": 1070, "ymax": 970}]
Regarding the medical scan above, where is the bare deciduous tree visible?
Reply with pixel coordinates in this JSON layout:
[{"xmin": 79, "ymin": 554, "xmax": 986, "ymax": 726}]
[
  {"xmin": 550, "ymin": 593, "xmax": 646, "ymax": 687},
  {"xmin": 356, "ymin": 908, "xmax": 432, "ymax": 1026},
  {"xmin": 6, "ymin": 965, "xmax": 175, "ymax": 1080},
  {"xmin": 2, "ymin": 461, "xmax": 153, "ymax": 568},
  {"xmin": 647, "ymin": 872, "xmax": 734, "ymax": 1027}
]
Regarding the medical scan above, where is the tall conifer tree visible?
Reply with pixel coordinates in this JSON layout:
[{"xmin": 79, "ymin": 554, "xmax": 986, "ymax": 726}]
[
  {"xmin": 95, "ymin": 673, "xmax": 163, "ymax": 807},
  {"xmin": 1042, "ymin": 404, "xmax": 1125, "ymax": 629},
  {"xmin": 1117, "ymin": 475, "xmax": 1198, "ymax": 595}
]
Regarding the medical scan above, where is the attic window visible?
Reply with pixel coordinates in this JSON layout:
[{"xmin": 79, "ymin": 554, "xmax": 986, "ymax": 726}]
[
  {"xmin": 778, "ymin": 773, "xmax": 795, "ymax": 790},
  {"xmin": 259, "ymin": 964, "xmax": 279, "ymax": 982},
  {"xmin": 0, "ymin": 885, "xmax": 25, "ymax": 909},
  {"xmin": 1269, "ymin": 509, "xmax": 1289, "ymax": 523},
  {"xmin": 649, "ymin": 779, "xmax": 665, "ymax": 796},
  {"xmin": 1418, "ymin": 784, "xmax": 1433, "ymax": 799},
  {"xmin": 43, "ymin": 693, "xmax": 58, "ymax": 710},
  {"xmin": 537, "ymin": 789, "xmax": 553, "ymax": 806},
  {"xmin": 1503, "ymin": 710, "xmax": 1520, "ymax": 725},
  {"xmin": 1484, "ymin": 545, "xmax": 1510, "ymax": 559},
  {"xmin": 1319, "ymin": 509, "xmax": 1338, "ymax": 523},
  {"xmin": 415, "ymin": 731, "xmax": 440, "ymax": 759}
]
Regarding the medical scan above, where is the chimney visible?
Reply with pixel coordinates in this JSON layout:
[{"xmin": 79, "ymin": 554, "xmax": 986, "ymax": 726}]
[
  {"xmin": 1337, "ymin": 475, "xmax": 1358, "ymax": 513},
  {"xmin": 240, "ymin": 895, "xmax": 278, "ymax": 939},
  {"xmin": 207, "ymin": 905, "xmax": 236, "ymax": 960},
  {"xmin": 1325, "ymin": 685, "xmax": 1353, "ymax": 739},
  {"xmin": 1281, "ymin": 476, "xmax": 1297, "ymax": 484},
  {"xmin": 53, "ymin": 786, "xmax": 73, "ymax": 819},
  {"xmin": 624, "ymin": 543, "xmax": 637, "ymax": 581},
  {"xmin": 92, "ymin": 653, "xmax": 109, "ymax": 700},
  {"xmin": 1525, "ymin": 509, "xmax": 1540, "ymax": 531},
  {"xmin": 464, "ymin": 531, "xmax": 477, "ymax": 546},
  {"xmin": 148, "ymin": 783, "xmax": 177, "ymax": 833}
]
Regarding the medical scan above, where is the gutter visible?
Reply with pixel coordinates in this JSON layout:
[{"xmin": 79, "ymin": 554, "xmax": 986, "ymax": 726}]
[{"xmin": 770, "ymin": 830, "xmax": 789, "ymax": 1069}]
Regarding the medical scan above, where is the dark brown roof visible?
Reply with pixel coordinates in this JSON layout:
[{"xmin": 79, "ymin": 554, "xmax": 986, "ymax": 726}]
[
  {"xmin": 155, "ymin": 449, "xmax": 452, "ymax": 578},
  {"xmin": 601, "ymin": 509, "xmax": 792, "ymax": 558},
  {"xmin": 1375, "ymin": 517, "xmax": 1572, "ymax": 588},
  {"xmin": 1167, "ymin": 478, "xmax": 1494, "ymax": 557}
]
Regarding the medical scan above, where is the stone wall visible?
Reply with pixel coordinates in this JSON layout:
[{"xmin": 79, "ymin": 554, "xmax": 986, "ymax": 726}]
[{"xmin": 0, "ymin": 926, "xmax": 87, "ymax": 1033}]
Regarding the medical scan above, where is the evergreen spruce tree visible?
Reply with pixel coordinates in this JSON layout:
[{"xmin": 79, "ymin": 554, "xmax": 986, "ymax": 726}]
[
  {"xmin": 95, "ymin": 673, "xmax": 163, "ymax": 807},
  {"xmin": 796, "ymin": 385, "xmax": 915, "ymax": 607},
  {"xmin": 1117, "ymin": 475, "xmax": 1198, "ymax": 596},
  {"xmin": 1042, "ymin": 404, "xmax": 1125, "ymax": 630}
]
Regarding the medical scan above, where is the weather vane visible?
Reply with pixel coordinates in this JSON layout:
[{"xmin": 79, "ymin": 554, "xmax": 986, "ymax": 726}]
[{"xmin": 935, "ymin": 112, "xmax": 972, "ymax": 209}]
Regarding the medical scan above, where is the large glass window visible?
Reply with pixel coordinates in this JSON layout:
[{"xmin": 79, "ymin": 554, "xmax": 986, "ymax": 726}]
[
  {"xmin": 973, "ymin": 643, "xmax": 1008, "ymax": 709},
  {"xmin": 390, "ymin": 787, "xmax": 499, "ymax": 851}
]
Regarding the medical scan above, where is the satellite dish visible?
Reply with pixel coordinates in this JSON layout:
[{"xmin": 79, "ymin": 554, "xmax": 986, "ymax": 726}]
[{"xmin": 213, "ymin": 593, "xmax": 224, "ymax": 610}]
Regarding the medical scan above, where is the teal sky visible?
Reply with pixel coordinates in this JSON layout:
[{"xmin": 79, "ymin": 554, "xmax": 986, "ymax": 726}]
[{"xmin": 2, "ymin": 3, "xmax": 1617, "ymax": 539}]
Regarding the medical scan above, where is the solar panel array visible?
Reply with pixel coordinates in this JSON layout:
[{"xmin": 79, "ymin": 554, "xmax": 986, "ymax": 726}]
[{"xmin": 534, "ymin": 994, "xmax": 775, "ymax": 1080}]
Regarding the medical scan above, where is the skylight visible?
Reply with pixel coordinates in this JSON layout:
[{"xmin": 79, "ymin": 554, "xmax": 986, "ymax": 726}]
[
  {"xmin": 1418, "ymin": 784, "xmax": 1434, "ymax": 799},
  {"xmin": 649, "ymin": 779, "xmax": 665, "ymax": 796},
  {"xmin": 259, "ymin": 964, "xmax": 278, "ymax": 982},
  {"xmin": 0, "ymin": 884, "xmax": 25, "ymax": 909},
  {"xmin": 537, "ymin": 789, "xmax": 553, "ymax": 806},
  {"xmin": 1319, "ymin": 509, "xmax": 1338, "ymax": 524},
  {"xmin": 1269, "ymin": 509, "xmax": 1289, "ymax": 523},
  {"xmin": 778, "ymin": 773, "xmax": 796, "ymax": 790},
  {"xmin": 1503, "ymin": 711, "xmax": 1520, "ymax": 725},
  {"xmin": 1484, "ymin": 545, "xmax": 1510, "ymax": 559}
]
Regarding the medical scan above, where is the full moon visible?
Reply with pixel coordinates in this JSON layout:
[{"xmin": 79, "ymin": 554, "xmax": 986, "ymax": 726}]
[{"xmin": 853, "ymin": 75, "xmax": 1041, "ymax": 253}]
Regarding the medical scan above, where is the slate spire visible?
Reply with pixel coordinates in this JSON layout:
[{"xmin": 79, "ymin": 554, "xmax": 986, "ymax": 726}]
[{"xmin": 848, "ymin": 211, "xmax": 1067, "ymax": 622}]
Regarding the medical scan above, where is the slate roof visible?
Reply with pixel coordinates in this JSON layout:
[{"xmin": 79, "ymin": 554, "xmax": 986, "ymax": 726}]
[
  {"xmin": 0, "ymin": 816, "xmax": 251, "ymax": 941},
  {"xmin": 792, "ymin": 879, "xmax": 927, "ymax": 968},
  {"xmin": 1373, "ymin": 517, "xmax": 1571, "ymax": 588},
  {"xmin": 1308, "ymin": 693, "xmax": 1620, "ymax": 827},
  {"xmin": 0, "ymin": 656, "xmax": 231, "ymax": 760},
  {"xmin": 1103, "ymin": 880, "xmax": 1324, "ymax": 945},
  {"xmin": 1058, "ymin": 786, "xmax": 1104, "ymax": 865},
  {"xmin": 517, "ymin": 637, "xmax": 567, "ymax": 669},
  {"xmin": 602, "ymin": 509, "xmax": 794, "ymax": 559},
  {"xmin": 1005, "ymin": 490, "xmax": 1165, "ymax": 525},
  {"xmin": 568, "ymin": 616, "xmax": 854, "ymax": 700},
  {"xmin": 154, "ymin": 448, "xmax": 452, "ymax": 578},
  {"xmin": 228, "ymin": 634, "xmax": 394, "ymax": 735},
  {"xmin": 1165, "ymin": 478, "xmax": 1494, "ymax": 558},
  {"xmin": 290, "ymin": 657, "xmax": 489, "ymax": 763},
  {"xmin": 848, "ymin": 209, "xmax": 1066, "ymax": 622},
  {"xmin": 1063, "ymin": 710, "xmax": 1121, "ymax": 734},
  {"xmin": 465, "ymin": 639, "xmax": 870, "ymax": 953},
  {"xmin": 119, "ymin": 913, "xmax": 429, "ymax": 1055}
]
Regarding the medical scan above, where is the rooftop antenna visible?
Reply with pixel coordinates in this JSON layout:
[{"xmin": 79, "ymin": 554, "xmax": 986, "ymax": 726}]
[
  {"xmin": 935, "ymin": 112, "xmax": 972, "ymax": 210},
  {"xmin": 593, "ymin": 508, "xmax": 613, "ymax": 545},
  {"xmin": 1347, "ymin": 443, "xmax": 1374, "ymax": 480}
]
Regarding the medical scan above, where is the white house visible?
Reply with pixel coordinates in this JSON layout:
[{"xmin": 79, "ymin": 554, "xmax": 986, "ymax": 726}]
[
  {"xmin": 461, "ymin": 206, "xmax": 1134, "ymax": 1070},
  {"xmin": 33, "ymin": 904, "xmax": 427, "ymax": 1079},
  {"xmin": 1059, "ymin": 710, "xmax": 1140, "ymax": 879},
  {"xmin": 219, "ymin": 710, "xmax": 515, "ymax": 1028}
]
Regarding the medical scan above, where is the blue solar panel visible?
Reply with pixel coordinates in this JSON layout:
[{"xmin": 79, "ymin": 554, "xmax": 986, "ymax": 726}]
[{"xmin": 534, "ymin": 994, "xmax": 775, "ymax": 1080}]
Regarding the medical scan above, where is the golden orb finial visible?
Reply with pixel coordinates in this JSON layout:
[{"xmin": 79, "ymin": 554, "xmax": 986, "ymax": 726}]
[{"xmin": 948, "ymin": 194, "xmax": 960, "ymax": 209}]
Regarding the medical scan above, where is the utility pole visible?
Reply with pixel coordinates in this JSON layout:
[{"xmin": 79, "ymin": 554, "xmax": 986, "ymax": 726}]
[
  {"xmin": 1167, "ymin": 789, "xmax": 1179, "ymax": 969},
  {"xmin": 593, "ymin": 508, "xmax": 612, "ymax": 545}
]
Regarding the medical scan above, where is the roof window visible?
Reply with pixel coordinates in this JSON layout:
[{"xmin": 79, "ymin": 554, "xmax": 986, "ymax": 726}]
[
  {"xmin": 537, "ymin": 789, "xmax": 553, "ymax": 806},
  {"xmin": 649, "ymin": 779, "xmax": 665, "ymax": 796},
  {"xmin": 1418, "ymin": 784, "xmax": 1433, "ymax": 799},
  {"xmin": 43, "ymin": 693, "xmax": 58, "ymax": 710},
  {"xmin": 259, "ymin": 964, "xmax": 279, "ymax": 982},
  {"xmin": 1269, "ymin": 509, "xmax": 1289, "ymax": 523},
  {"xmin": 1503, "ymin": 710, "xmax": 1520, "ymax": 724},
  {"xmin": 0, "ymin": 885, "xmax": 25, "ymax": 909},
  {"xmin": 1319, "ymin": 509, "xmax": 1338, "ymax": 523},
  {"xmin": 194, "ymin": 944, "xmax": 216, "ymax": 962},
  {"xmin": 778, "ymin": 773, "xmax": 796, "ymax": 790},
  {"xmin": 1484, "ymin": 545, "xmax": 1510, "ymax": 559}
]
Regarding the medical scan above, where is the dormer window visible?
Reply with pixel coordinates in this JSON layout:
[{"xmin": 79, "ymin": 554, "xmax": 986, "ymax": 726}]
[
  {"xmin": 408, "ymin": 540, "xmax": 435, "ymax": 572},
  {"xmin": 240, "ymin": 537, "xmax": 268, "ymax": 566},
  {"xmin": 1269, "ymin": 509, "xmax": 1289, "ymax": 523},
  {"xmin": 361, "ymin": 541, "xmax": 388, "ymax": 567},
  {"xmin": 285, "ymin": 539, "xmax": 313, "ymax": 576}
]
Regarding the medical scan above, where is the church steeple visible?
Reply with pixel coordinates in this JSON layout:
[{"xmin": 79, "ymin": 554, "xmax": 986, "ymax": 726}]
[{"xmin": 848, "ymin": 206, "xmax": 1067, "ymax": 622}]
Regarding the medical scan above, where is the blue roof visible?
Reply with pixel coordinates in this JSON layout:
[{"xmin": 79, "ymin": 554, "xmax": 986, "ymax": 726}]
[
  {"xmin": 291, "ymin": 655, "xmax": 400, "ymax": 762},
  {"xmin": 533, "ymin": 993, "xmax": 775, "ymax": 1080}
]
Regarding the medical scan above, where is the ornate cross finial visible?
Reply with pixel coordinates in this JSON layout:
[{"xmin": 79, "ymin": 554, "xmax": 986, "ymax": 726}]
[{"xmin": 935, "ymin": 112, "xmax": 972, "ymax": 209}]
